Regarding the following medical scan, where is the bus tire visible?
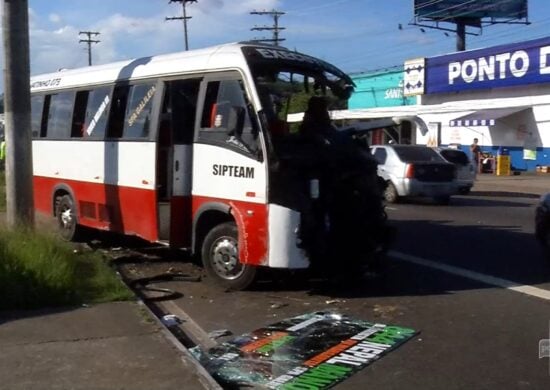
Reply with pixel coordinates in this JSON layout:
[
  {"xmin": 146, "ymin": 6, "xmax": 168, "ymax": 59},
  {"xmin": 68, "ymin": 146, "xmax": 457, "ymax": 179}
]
[
  {"xmin": 201, "ymin": 222, "xmax": 257, "ymax": 291},
  {"xmin": 56, "ymin": 194, "xmax": 80, "ymax": 241}
]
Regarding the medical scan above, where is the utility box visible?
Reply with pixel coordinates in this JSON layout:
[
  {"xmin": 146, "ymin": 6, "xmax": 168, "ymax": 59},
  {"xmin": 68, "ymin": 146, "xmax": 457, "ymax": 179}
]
[{"xmin": 496, "ymin": 147, "xmax": 511, "ymax": 176}]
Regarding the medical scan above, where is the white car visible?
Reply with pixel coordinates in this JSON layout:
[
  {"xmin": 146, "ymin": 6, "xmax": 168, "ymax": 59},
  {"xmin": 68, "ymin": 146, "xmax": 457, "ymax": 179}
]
[
  {"xmin": 371, "ymin": 145, "xmax": 458, "ymax": 204},
  {"xmin": 436, "ymin": 148, "xmax": 476, "ymax": 195}
]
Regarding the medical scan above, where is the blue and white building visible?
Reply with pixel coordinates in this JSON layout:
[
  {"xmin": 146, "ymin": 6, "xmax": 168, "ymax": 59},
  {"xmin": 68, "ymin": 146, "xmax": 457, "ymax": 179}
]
[
  {"xmin": 334, "ymin": 36, "xmax": 550, "ymax": 171},
  {"xmin": 406, "ymin": 36, "xmax": 550, "ymax": 171}
]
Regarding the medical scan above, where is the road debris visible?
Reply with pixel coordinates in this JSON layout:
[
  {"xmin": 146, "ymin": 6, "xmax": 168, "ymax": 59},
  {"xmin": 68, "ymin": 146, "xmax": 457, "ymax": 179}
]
[
  {"xmin": 161, "ymin": 314, "xmax": 182, "ymax": 327},
  {"xmin": 270, "ymin": 302, "xmax": 289, "ymax": 309},
  {"xmin": 325, "ymin": 299, "xmax": 346, "ymax": 305},
  {"xmin": 208, "ymin": 329, "xmax": 232, "ymax": 339}
]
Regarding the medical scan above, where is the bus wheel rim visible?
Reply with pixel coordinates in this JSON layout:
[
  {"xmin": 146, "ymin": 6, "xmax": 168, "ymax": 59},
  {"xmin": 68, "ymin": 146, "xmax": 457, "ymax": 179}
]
[
  {"xmin": 60, "ymin": 206, "xmax": 73, "ymax": 229},
  {"xmin": 210, "ymin": 236, "xmax": 244, "ymax": 280}
]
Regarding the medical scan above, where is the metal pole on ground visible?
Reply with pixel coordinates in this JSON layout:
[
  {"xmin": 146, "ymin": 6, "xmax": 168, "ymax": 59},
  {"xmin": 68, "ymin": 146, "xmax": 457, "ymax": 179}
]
[{"xmin": 2, "ymin": 0, "xmax": 35, "ymax": 228}]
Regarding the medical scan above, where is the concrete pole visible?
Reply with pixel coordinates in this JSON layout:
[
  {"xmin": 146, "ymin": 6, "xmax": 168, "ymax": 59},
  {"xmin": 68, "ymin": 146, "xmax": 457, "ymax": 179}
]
[{"xmin": 2, "ymin": 0, "xmax": 35, "ymax": 228}]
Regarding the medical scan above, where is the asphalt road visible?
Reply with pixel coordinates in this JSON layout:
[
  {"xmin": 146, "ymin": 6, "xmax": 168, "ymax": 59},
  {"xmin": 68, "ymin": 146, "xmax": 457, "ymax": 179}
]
[{"xmin": 117, "ymin": 191, "xmax": 550, "ymax": 389}]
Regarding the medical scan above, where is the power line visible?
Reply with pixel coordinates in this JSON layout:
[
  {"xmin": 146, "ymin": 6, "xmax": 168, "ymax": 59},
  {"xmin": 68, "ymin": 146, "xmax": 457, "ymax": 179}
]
[
  {"xmin": 250, "ymin": 9, "xmax": 285, "ymax": 46},
  {"xmin": 286, "ymin": 0, "xmax": 353, "ymax": 16},
  {"xmin": 78, "ymin": 31, "xmax": 100, "ymax": 66},
  {"xmin": 166, "ymin": 0, "xmax": 198, "ymax": 51}
]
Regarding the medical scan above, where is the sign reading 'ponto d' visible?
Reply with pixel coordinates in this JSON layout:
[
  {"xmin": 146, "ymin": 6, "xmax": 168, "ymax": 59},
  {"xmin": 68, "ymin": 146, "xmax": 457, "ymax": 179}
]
[{"xmin": 425, "ymin": 36, "xmax": 550, "ymax": 94}]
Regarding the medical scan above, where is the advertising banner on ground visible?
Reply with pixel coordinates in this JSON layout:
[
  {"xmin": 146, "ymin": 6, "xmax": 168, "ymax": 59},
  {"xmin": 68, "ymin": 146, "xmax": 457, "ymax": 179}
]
[{"xmin": 192, "ymin": 312, "xmax": 418, "ymax": 389}]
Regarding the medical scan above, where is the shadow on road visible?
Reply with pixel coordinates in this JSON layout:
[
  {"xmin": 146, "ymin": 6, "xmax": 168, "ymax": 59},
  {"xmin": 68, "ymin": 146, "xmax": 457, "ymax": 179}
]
[{"xmin": 470, "ymin": 190, "xmax": 540, "ymax": 199}]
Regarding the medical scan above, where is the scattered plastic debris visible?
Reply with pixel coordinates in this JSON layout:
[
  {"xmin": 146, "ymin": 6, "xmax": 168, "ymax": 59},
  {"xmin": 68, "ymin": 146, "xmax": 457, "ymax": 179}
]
[
  {"xmin": 270, "ymin": 302, "xmax": 289, "ymax": 309},
  {"xmin": 208, "ymin": 329, "xmax": 233, "ymax": 339},
  {"xmin": 325, "ymin": 299, "xmax": 345, "ymax": 305},
  {"xmin": 161, "ymin": 314, "xmax": 181, "ymax": 327}
]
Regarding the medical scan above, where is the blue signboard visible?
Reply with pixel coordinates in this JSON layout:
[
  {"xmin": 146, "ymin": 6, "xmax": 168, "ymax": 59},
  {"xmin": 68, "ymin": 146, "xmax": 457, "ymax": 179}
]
[
  {"xmin": 426, "ymin": 36, "xmax": 550, "ymax": 94},
  {"xmin": 349, "ymin": 70, "xmax": 415, "ymax": 108},
  {"xmin": 414, "ymin": 0, "xmax": 527, "ymax": 20}
]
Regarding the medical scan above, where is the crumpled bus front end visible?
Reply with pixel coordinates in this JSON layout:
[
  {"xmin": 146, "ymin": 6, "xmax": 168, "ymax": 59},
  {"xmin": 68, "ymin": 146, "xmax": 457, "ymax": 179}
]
[
  {"xmin": 245, "ymin": 44, "xmax": 393, "ymax": 274},
  {"xmin": 266, "ymin": 139, "xmax": 392, "ymax": 273}
]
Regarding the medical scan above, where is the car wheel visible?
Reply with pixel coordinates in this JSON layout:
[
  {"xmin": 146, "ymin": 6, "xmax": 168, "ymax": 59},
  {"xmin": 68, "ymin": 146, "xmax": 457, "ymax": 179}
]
[
  {"xmin": 55, "ymin": 194, "xmax": 81, "ymax": 241},
  {"xmin": 458, "ymin": 187, "xmax": 471, "ymax": 195},
  {"xmin": 383, "ymin": 182, "xmax": 399, "ymax": 203},
  {"xmin": 201, "ymin": 222, "xmax": 257, "ymax": 290}
]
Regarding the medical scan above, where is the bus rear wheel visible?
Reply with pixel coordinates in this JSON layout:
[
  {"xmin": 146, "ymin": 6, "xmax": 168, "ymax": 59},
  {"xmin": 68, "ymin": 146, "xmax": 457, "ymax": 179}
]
[
  {"xmin": 56, "ymin": 194, "xmax": 80, "ymax": 241},
  {"xmin": 201, "ymin": 222, "xmax": 257, "ymax": 291}
]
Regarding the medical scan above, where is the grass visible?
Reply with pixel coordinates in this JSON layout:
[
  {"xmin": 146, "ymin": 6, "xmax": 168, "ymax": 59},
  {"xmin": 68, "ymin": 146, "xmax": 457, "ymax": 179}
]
[{"xmin": 0, "ymin": 228, "xmax": 134, "ymax": 310}]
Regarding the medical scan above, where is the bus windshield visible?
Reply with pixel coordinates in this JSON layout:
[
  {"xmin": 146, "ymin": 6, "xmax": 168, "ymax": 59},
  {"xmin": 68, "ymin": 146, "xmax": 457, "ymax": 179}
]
[{"xmin": 243, "ymin": 46, "xmax": 354, "ymax": 140}]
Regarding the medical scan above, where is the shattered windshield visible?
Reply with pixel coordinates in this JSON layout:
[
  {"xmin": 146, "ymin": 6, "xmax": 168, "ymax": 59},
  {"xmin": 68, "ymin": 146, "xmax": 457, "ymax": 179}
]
[{"xmin": 242, "ymin": 46, "xmax": 354, "ymax": 136}]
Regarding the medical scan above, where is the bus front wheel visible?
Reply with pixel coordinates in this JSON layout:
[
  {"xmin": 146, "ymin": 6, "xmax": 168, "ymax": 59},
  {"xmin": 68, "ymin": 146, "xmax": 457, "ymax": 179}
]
[
  {"xmin": 201, "ymin": 222, "xmax": 257, "ymax": 291},
  {"xmin": 56, "ymin": 194, "xmax": 80, "ymax": 241}
]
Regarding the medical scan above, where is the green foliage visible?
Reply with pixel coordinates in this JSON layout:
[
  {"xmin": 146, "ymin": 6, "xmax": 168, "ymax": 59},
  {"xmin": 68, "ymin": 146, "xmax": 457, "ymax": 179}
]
[
  {"xmin": 0, "ymin": 229, "xmax": 133, "ymax": 310},
  {"xmin": 0, "ymin": 170, "xmax": 4, "ymax": 212}
]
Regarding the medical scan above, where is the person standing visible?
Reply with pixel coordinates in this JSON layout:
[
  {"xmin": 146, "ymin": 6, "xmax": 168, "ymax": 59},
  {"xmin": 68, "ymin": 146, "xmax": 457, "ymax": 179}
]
[{"xmin": 470, "ymin": 137, "xmax": 481, "ymax": 172}]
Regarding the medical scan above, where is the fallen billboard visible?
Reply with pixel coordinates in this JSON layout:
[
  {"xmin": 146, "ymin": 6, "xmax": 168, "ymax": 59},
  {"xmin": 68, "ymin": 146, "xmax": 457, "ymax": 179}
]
[{"xmin": 192, "ymin": 312, "xmax": 418, "ymax": 389}]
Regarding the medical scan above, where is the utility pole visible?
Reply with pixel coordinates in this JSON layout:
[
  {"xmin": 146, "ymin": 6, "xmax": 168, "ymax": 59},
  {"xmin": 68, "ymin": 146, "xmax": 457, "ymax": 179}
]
[
  {"xmin": 79, "ymin": 31, "xmax": 100, "ymax": 66},
  {"xmin": 166, "ymin": 0, "xmax": 197, "ymax": 51},
  {"xmin": 2, "ymin": 0, "xmax": 34, "ymax": 228},
  {"xmin": 250, "ymin": 9, "xmax": 285, "ymax": 46}
]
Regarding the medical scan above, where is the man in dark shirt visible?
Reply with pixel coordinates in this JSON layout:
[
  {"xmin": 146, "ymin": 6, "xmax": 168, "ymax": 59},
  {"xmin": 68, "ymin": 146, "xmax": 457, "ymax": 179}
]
[{"xmin": 470, "ymin": 137, "xmax": 481, "ymax": 171}]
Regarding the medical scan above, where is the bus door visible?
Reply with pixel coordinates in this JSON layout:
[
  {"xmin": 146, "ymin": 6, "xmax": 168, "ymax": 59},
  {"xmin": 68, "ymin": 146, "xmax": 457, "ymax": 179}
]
[
  {"xmin": 193, "ymin": 73, "xmax": 268, "ymax": 265},
  {"xmin": 157, "ymin": 79, "xmax": 201, "ymax": 246}
]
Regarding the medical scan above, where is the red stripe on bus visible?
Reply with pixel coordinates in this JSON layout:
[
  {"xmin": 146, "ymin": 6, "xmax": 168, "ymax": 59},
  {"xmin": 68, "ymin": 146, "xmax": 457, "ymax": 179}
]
[
  {"xmin": 192, "ymin": 196, "xmax": 268, "ymax": 266},
  {"xmin": 34, "ymin": 176, "xmax": 159, "ymax": 242}
]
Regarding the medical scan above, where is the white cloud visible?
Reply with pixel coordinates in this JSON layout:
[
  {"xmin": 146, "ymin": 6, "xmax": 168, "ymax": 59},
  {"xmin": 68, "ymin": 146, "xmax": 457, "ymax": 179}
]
[
  {"xmin": 49, "ymin": 13, "xmax": 61, "ymax": 24},
  {"xmin": 196, "ymin": 0, "xmax": 280, "ymax": 15}
]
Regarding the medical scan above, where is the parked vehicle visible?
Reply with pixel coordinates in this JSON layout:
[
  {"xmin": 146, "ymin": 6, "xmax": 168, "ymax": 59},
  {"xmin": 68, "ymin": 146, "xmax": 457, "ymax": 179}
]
[
  {"xmin": 535, "ymin": 193, "xmax": 550, "ymax": 261},
  {"xmin": 435, "ymin": 147, "xmax": 476, "ymax": 195},
  {"xmin": 371, "ymin": 144, "xmax": 457, "ymax": 204}
]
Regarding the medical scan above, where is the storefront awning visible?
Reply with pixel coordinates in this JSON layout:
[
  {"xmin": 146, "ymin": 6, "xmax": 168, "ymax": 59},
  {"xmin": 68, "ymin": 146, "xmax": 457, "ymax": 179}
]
[{"xmin": 449, "ymin": 107, "xmax": 530, "ymax": 127}]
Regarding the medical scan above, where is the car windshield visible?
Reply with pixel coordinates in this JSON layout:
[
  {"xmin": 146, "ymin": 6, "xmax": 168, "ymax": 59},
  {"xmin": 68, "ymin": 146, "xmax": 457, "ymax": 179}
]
[
  {"xmin": 440, "ymin": 149, "xmax": 469, "ymax": 165},
  {"xmin": 394, "ymin": 146, "xmax": 446, "ymax": 163}
]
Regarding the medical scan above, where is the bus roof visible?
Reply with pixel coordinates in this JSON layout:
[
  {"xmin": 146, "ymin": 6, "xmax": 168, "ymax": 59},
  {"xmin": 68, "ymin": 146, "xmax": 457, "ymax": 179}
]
[{"xmin": 30, "ymin": 42, "xmax": 255, "ymax": 92}]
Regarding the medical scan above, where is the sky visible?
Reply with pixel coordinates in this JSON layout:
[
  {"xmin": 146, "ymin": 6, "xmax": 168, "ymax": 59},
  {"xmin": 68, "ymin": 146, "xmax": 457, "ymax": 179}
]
[{"xmin": 2, "ymin": 0, "xmax": 550, "ymax": 90}]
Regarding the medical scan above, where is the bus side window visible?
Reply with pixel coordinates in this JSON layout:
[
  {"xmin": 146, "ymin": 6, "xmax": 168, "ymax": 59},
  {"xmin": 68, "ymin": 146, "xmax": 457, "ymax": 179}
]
[
  {"xmin": 123, "ymin": 83, "xmax": 157, "ymax": 139},
  {"xmin": 46, "ymin": 91, "xmax": 75, "ymax": 139},
  {"xmin": 170, "ymin": 79, "xmax": 200, "ymax": 145},
  {"xmin": 40, "ymin": 96, "xmax": 51, "ymax": 138},
  {"xmin": 72, "ymin": 91, "xmax": 89, "ymax": 138},
  {"xmin": 198, "ymin": 79, "xmax": 257, "ymax": 154},
  {"xmin": 107, "ymin": 85, "xmax": 130, "ymax": 139},
  {"xmin": 30, "ymin": 95, "xmax": 45, "ymax": 139},
  {"xmin": 83, "ymin": 87, "xmax": 112, "ymax": 139}
]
